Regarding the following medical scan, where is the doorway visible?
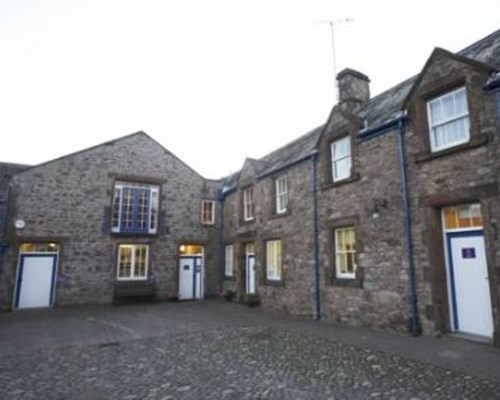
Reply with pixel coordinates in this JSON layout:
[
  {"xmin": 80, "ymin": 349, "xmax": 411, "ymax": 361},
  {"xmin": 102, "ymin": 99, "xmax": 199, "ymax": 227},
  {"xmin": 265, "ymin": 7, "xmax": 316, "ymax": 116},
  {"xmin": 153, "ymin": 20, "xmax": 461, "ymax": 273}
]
[
  {"xmin": 245, "ymin": 242, "xmax": 256, "ymax": 294},
  {"xmin": 442, "ymin": 204, "xmax": 494, "ymax": 338},
  {"xmin": 178, "ymin": 244, "xmax": 204, "ymax": 300},
  {"xmin": 15, "ymin": 243, "xmax": 59, "ymax": 309}
]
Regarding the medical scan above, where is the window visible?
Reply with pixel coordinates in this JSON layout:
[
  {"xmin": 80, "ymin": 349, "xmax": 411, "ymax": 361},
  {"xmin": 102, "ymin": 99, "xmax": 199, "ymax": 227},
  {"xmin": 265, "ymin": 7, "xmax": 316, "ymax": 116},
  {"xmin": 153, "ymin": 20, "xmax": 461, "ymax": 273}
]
[
  {"xmin": 275, "ymin": 176, "xmax": 288, "ymax": 214},
  {"xmin": 117, "ymin": 244, "xmax": 148, "ymax": 280},
  {"xmin": 427, "ymin": 87, "xmax": 470, "ymax": 152},
  {"xmin": 225, "ymin": 245, "xmax": 234, "ymax": 277},
  {"xmin": 112, "ymin": 182, "xmax": 159, "ymax": 234},
  {"xmin": 443, "ymin": 204, "xmax": 482, "ymax": 230},
  {"xmin": 266, "ymin": 240, "xmax": 282, "ymax": 281},
  {"xmin": 334, "ymin": 227, "xmax": 356, "ymax": 279},
  {"xmin": 331, "ymin": 136, "xmax": 352, "ymax": 182},
  {"xmin": 201, "ymin": 200, "xmax": 215, "ymax": 225},
  {"xmin": 243, "ymin": 186, "xmax": 255, "ymax": 221}
]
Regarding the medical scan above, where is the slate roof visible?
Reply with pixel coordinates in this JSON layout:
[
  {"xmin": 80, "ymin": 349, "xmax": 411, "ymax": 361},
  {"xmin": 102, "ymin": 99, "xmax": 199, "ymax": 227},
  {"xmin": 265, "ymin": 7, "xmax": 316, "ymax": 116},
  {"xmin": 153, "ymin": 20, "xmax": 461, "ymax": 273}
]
[
  {"xmin": 222, "ymin": 28, "xmax": 500, "ymax": 192},
  {"xmin": 360, "ymin": 28, "xmax": 500, "ymax": 129}
]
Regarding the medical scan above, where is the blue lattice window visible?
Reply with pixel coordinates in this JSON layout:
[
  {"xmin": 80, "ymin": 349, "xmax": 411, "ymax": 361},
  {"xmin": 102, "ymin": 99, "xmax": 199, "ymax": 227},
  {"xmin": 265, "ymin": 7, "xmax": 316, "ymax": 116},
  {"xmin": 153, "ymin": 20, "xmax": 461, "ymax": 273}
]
[{"xmin": 112, "ymin": 182, "xmax": 159, "ymax": 234}]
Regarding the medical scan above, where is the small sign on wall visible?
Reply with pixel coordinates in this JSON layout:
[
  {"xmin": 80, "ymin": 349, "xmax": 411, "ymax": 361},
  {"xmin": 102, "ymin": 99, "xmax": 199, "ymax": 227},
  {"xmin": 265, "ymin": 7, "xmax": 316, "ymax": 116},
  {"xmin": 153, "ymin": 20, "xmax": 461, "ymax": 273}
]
[{"xmin": 462, "ymin": 248, "xmax": 476, "ymax": 259}]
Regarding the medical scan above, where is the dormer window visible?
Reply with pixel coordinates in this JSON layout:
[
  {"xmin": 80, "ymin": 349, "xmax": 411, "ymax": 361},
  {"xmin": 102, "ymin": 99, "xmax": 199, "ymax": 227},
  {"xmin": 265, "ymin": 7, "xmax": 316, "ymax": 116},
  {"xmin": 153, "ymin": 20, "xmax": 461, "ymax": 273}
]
[
  {"xmin": 331, "ymin": 136, "xmax": 352, "ymax": 182},
  {"xmin": 275, "ymin": 176, "xmax": 288, "ymax": 214},
  {"xmin": 427, "ymin": 87, "xmax": 470, "ymax": 152},
  {"xmin": 243, "ymin": 186, "xmax": 255, "ymax": 221}
]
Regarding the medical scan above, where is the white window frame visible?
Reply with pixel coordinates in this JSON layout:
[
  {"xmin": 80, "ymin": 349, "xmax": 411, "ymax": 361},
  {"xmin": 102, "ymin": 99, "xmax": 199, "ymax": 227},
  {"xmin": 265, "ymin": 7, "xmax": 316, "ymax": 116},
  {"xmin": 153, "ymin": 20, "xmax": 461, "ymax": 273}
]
[
  {"xmin": 225, "ymin": 244, "xmax": 234, "ymax": 277},
  {"xmin": 427, "ymin": 87, "xmax": 470, "ymax": 152},
  {"xmin": 201, "ymin": 200, "xmax": 215, "ymax": 225},
  {"xmin": 334, "ymin": 227, "xmax": 356, "ymax": 279},
  {"xmin": 112, "ymin": 182, "xmax": 159, "ymax": 234},
  {"xmin": 243, "ymin": 186, "xmax": 255, "ymax": 221},
  {"xmin": 266, "ymin": 240, "xmax": 282, "ymax": 281},
  {"xmin": 117, "ymin": 244, "xmax": 149, "ymax": 281},
  {"xmin": 275, "ymin": 176, "xmax": 288, "ymax": 214},
  {"xmin": 331, "ymin": 136, "xmax": 352, "ymax": 182}
]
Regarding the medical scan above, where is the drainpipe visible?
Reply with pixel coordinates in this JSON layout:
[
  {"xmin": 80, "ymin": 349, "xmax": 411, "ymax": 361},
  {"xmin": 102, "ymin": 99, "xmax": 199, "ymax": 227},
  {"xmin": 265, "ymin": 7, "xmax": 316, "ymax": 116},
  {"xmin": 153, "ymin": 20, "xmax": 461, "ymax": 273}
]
[
  {"xmin": 396, "ymin": 116, "xmax": 421, "ymax": 336},
  {"xmin": 311, "ymin": 153, "xmax": 321, "ymax": 320},
  {"xmin": 0, "ymin": 182, "xmax": 12, "ymax": 309},
  {"xmin": 217, "ymin": 188, "xmax": 225, "ymax": 295}
]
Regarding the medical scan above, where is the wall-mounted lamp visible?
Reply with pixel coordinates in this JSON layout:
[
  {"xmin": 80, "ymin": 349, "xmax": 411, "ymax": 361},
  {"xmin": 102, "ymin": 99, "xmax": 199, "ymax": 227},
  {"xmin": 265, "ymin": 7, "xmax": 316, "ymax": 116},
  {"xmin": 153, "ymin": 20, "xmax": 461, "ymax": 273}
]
[
  {"xmin": 14, "ymin": 219, "xmax": 25, "ymax": 229},
  {"xmin": 179, "ymin": 244, "xmax": 186, "ymax": 254},
  {"xmin": 371, "ymin": 199, "xmax": 388, "ymax": 219}
]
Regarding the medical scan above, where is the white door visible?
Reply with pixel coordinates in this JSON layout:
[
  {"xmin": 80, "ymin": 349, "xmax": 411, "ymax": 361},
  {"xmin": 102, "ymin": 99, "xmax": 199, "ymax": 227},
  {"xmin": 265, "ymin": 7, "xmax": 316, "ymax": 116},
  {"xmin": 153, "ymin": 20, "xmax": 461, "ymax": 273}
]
[
  {"xmin": 179, "ymin": 258, "xmax": 195, "ymax": 300},
  {"xmin": 449, "ymin": 233, "xmax": 494, "ymax": 337},
  {"xmin": 178, "ymin": 257, "xmax": 203, "ymax": 300},
  {"xmin": 246, "ymin": 255, "xmax": 256, "ymax": 294},
  {"xmin": 17, "ymin": 255, "xmax": 56, "ymax": 309}
]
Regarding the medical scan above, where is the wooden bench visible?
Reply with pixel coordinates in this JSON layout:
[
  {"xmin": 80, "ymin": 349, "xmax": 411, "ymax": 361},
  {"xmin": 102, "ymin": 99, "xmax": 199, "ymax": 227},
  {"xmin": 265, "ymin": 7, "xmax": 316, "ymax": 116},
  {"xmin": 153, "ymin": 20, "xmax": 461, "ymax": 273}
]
[{"xmin": 113, "ymin": 280, "xmax": 156, "ymax": 305}]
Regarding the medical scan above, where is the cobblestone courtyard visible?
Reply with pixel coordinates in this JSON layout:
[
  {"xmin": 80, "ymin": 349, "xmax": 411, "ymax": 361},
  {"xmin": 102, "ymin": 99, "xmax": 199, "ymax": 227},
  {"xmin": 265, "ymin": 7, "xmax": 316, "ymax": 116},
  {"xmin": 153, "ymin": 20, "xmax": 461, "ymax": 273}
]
[{"xmin": 1, "ymin": 302, "xmax": 499, "ymax": 399}]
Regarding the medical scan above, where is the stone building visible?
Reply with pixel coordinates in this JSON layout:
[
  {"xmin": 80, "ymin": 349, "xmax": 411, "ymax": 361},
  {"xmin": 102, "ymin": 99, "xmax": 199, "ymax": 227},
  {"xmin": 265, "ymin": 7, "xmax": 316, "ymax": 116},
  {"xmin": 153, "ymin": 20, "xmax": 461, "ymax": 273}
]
[
  {"xmin": 220, "ymin": 28, "xmax": 500, "ymax": 346},
  {"xmin": 1, "ymin": 29, "xmax": 500, "ymax": 346},
  {"xmin": 0, "ymin": 133, "xmax": 221, "ymax": 309}
]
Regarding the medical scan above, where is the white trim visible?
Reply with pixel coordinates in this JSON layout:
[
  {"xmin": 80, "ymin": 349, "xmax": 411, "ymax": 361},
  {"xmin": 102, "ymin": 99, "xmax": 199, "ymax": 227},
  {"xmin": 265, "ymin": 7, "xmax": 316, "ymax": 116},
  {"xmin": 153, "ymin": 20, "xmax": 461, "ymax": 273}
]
[
  {"xmin": 116, "ymin": 244, "xmax": 149, "ymax": 281},
  {"xmin": 331, "ymin": 136, "xmax": 352, "ymax": 182},
  {"xmin": 275, "ymin": 176, "xmax": 288, "ymax": 214},
  {"xmin": 335, "ymin": 227, "xmax": 357, "ymax": 279},
  {"xmin": 427, "ymin": 87, "xmax": 470, "ymax": 152},
  {"xmin": 440, "ymin": 203, "xmax": 485, "ymax": 332},
  {"xmin": 14, "ymin": 245, "xmax": 59, "ymax": 309},
  {"xmin": 243, "ymin": 186, "xmax": 255, "ymax": 221},
  {"xmin": 111, "ymin": 182, "xmax": 159, "ymax": 234},
  {"xmin": 266, "ymin": 240, "xmax": 282, "ymax": 281},
  {"xmin": 225, "ymin": 244, "xmax": 234, "ymax": 277},
  {"xmin": 201, "ymin": 200, "xmax": 215, "ymax": 225}
]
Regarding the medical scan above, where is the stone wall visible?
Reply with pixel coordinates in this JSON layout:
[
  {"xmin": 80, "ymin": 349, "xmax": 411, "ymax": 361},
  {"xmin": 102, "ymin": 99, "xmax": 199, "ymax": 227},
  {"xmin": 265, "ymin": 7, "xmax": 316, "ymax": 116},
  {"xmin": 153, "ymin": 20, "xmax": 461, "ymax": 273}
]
[
  {"xmin": 221, "ymin": 160, "xmax": 316, "ymax": 316},
  {"xmin": 405, "ymin": 53, "xmax": 500, "ymax": 340},
  {"xmin": 317, "ymin": 111, "xmax": 410, "ymax": 332},
  {"xmin": 1, "ymin": 133, "xmax": 220, "ymax": 309}
]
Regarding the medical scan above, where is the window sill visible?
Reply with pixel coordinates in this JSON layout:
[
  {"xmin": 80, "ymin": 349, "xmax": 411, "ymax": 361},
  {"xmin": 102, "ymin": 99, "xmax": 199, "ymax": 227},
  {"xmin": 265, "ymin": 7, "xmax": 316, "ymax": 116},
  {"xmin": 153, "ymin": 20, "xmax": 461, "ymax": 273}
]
[
  {"xmin": 416, "ymin": 135, "xmax": 488, "ymax": 164},
  {"xmin": 321, "ymin": 172, "xmax": 360, "ymax": 191},
  {"xmin": 111, "ymin": 231, "xmax": 157, "ymax": 238},
  {"xmin": 240, "ymin": 218, "xmax": 256, "ymax": 225},
  {"xmin": 329, "ymin": 277, "xmax": 362, "ymax": 288},
  {"xmin": 264, "ymin": 279, "xmax": 285, "ymax": 287},
  {"xmin": 269, "ymin": 209, "xmax": 292, "ymax": 220}
]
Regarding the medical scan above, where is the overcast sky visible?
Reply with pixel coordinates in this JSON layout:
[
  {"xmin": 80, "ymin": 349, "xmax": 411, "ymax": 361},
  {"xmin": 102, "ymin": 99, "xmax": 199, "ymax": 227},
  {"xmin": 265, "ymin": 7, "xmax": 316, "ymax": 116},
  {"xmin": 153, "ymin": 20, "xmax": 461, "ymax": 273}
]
[{"xmin": 1, "ymin": 0, "xmax": 499, "ymax": 179}]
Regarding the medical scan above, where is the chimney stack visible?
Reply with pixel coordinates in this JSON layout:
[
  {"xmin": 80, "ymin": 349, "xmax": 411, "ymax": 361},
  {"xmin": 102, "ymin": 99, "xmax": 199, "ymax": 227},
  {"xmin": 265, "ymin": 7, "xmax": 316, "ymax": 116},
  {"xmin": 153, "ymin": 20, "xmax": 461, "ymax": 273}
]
[{"xmin": 337, "ymin": 68, "xmax": 370, "ymax": 108}]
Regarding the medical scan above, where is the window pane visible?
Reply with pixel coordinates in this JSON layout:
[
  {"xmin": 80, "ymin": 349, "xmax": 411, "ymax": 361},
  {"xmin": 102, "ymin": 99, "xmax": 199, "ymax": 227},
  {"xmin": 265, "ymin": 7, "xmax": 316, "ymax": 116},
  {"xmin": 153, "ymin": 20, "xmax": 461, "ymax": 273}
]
[
  {"xmin": 112, "ymin": 188, "xmax": 121, "ymax": 230},
  {"xmin": 443, "ymin": 208, "xmax": 457, "ymax": 229},
  {"xmin": 112, "ymin": 183, "xmax": 159, "ymax": 234},
  {"xmin": 137, "ymin": 190, "xmax": 149, "ymax": 231},
  {"xmin": 332, "ymin": 137, "xmax": 352, "ymax": 181},
  {"xmin": 225, "ymin": 245, "xmax": 233, "ymax": 276},
  {"xmin": 122, "ymin": 189, "xmax": 134, "ymax": 230},
  {"xmin": 133, "ymin": 245, "xmax": 147, "ymax": 278},
  {"xmin": 335, "ymin": 227, "xmax": 356, "ymax": 278},
  {"xmin": 428, "ymin": 88, "xmax": 469, "ymax": 151},
  {"xmin": 149, "ymin": 190, "xmax": 158, "ymax": 232},
  {"xmin": 266, "ymin": 240, "xmax": 282, "ymax": 280},
  {"xmin": 118, "ymin": 246, "xmax": 132, "ymax": 278}
]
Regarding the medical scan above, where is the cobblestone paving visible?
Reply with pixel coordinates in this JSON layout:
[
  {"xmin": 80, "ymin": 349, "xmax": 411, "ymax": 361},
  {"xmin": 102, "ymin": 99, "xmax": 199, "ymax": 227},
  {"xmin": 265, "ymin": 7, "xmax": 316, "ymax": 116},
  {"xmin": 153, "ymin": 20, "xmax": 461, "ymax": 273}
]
[{"xmin": 1, "ymin": 326, "xmax": 499, "ymax": 400}]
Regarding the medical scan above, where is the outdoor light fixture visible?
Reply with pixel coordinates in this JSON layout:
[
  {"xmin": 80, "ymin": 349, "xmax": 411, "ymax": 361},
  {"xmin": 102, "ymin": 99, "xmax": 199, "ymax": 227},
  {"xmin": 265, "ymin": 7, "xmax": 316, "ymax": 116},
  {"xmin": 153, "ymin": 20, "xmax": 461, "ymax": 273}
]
[
  {"xmin": 371, "ymin": 199, "xmax": 388, "ymax": 219},
  {"xmin": 14, "ymin": 219, "xmax": 25, "ymax": 229},
  {"xmin": 179, "ymin": 245, "xmax": 186, "ymax": 253}
]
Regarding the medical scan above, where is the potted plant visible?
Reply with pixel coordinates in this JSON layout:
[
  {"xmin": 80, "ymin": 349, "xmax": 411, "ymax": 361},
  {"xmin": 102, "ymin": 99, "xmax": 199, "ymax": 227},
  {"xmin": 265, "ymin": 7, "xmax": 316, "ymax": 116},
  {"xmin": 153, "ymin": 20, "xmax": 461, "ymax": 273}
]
[{"xmin": 221, "ymin": 289, "xmax": 236, "ymax": 302}]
